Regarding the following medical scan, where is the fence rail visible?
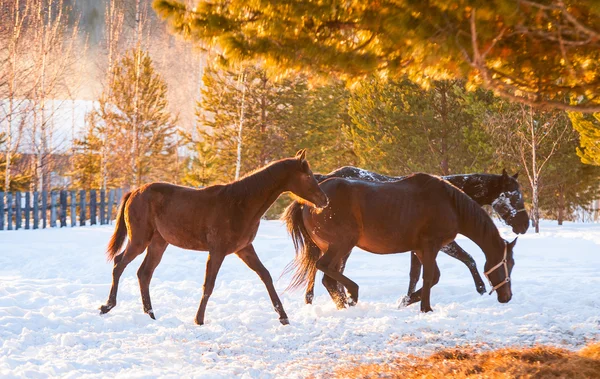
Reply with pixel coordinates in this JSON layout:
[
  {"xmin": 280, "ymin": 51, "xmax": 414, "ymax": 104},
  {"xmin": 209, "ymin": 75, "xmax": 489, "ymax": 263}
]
[{"xmin": 0, "ymin": 188, "xmax": 126, "ymax": 231}]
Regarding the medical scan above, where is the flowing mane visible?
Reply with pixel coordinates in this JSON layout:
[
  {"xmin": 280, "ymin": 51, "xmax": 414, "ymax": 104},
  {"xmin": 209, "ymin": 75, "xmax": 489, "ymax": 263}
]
[
  {"xmin": 224, "ymin": 158, "xmax": 295, "ymax": 199},
  {"xmin": 440, "ymin": 178, "xmax": 501, "ymax": 248}
]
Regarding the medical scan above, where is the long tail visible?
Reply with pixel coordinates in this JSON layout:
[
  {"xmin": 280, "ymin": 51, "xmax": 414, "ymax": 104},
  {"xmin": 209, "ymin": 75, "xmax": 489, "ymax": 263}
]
[
  {"xmin": 281, "ymin": 200, "xmax": 322, "ymax": 291},
  {"xmin": 106, "ymin": 192, "xmax": 132, "ymax": 261}
]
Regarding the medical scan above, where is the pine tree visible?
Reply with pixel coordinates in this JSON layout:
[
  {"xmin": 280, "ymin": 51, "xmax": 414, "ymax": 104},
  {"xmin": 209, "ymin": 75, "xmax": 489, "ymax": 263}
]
[
  {"xmin": 0, "ymin": 131, "xmax": 30, "ymax": 192},
  {"xmin": 72, "ymin": 48, "xmax": 178, "ymax": 189},
  {"xmin": 538, "ymin": 134, "xmax": 600, "ymax": 225},
  {"xmin": 180, "ymin": 133, "xmax": 218, "ymax": 188},
  {"xmin": 153, "ymin": 0, "xmax": 600, "ymax": 113},
  {"xmin": 348, "ymin": 77, "xmax": 494, "ymax": 176}
]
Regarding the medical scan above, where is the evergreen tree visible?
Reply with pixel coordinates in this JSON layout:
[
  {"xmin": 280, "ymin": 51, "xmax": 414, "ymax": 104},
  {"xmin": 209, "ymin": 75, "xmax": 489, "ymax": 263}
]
[
  {"xmin": 72, "ymin": 48, "xmax": 179, "ymax": 189},
  {"xmin": 348, "ymin": 77, "xmax": 494, "ymax": 176},
  {"xmin": 70, "ymin": 114, "xmax": 103, "ymax": 189},
  {"xmin": 180, "ymin": 133, "xmax": 219, "ymax": 188},
  {"xmin": 154, "ymin": 0, "xmax": 600, "ymax": 113},
  {"xmin": 196, "ymin": 64, "xmax": 353, "ymax": 182},
  {"xmin": 0, "ymin": 131, "xmax": 30, "ymax": 192},
  {"xmin": 538, "ymin": 133, "xmax": 600, "ymax": 225}
]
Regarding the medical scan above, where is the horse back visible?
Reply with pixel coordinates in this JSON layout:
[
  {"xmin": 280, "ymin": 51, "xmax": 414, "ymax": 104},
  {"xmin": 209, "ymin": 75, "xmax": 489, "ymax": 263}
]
[
  {"xmin": 125, "ymin": 182, "xmax": 254, "ymax": 252},
  {"xmin": 311, "ymin": 175, "xmax": 459, "ymax": 254}
]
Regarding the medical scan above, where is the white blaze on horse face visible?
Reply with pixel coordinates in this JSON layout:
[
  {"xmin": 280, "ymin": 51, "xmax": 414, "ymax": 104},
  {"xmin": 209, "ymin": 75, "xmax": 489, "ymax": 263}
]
[{"xmin": 493, "ymin": 191, "xmax": 522, "ymax": 218}]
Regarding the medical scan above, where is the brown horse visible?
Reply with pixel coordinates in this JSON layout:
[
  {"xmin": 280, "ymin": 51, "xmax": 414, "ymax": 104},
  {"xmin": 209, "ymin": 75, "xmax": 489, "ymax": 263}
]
[
  {"xmin": 300, "ymin": 167, "xmax": 528, "ymax": 306},
  {"xmin": 286, "ymin": 173, "xmax": 517, "ymax": 312},
  {"xmin": 99, "ymin": 150, "xmax": 328, "ymax": 325}
]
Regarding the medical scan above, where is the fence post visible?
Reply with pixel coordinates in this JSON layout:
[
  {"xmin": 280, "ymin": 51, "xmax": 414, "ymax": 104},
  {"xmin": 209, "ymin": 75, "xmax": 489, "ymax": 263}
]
[
  {"xmin": 33, "ymin": 192, "xmax": 39, "ymax": 229},
  {"xmin": 15, "ymin": 192, "xmax": 21, "ymax": 230},
  {"xmin": 107, "ymin": 189, "xmax": 115, "ymax": 224},
  {"xmin": 50, "ymin": 191, "xmax": 57, "ymax": 227},
  {"xmin": 59, "ymin": 190, "xmax": 67, "ymax": 227},
  {"xmin": 90, "ymin": 189, "xmax": 97, "ymax": 225},
  {"xmin": 41, "ymin": 190, "xmax": 48, "ymax": 229},
  {"xmin": 7, "ymin": 192, "xmax": 13, "ymax": 230},
  {"xmin": 24, "ymin": 192, "xmax": 30, "ymax": 229},
  {"xmin": 100, "ymin": 189, "xmax": 106, "ymax": 225},
  {"xmin": 70, "ymin": 190, "xmax": 76, "ymax": 227},
  {"xmin": 79, "ymin": 190, "xmax": 86, "ymax": 226},
  {"xmin": 0, "ymin": 192, "xmax": 4, "ymax": 231}
]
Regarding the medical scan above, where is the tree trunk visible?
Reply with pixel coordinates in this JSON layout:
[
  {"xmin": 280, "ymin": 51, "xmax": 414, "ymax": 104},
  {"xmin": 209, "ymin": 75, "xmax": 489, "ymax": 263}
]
[
  {"xmin": 439, "ymin": 83, "xmax": 449, "ymax": 175},
  {"xmin": 557, "ymin": 185, "xmax": 565, "ymax": 225},
  {"xmin": 532, "ymin": 179, "xmax": 540, "ymax": 233},
  {"xmin": 234, "ymin": 72, "xmax": 247, "ymax": 180}
]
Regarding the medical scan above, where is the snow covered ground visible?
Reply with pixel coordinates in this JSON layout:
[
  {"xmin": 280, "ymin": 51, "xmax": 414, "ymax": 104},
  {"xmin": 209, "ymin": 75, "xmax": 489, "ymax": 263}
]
[{"xmin": 0, "ymin": 219, "xmax": 599, "ymax": 378}]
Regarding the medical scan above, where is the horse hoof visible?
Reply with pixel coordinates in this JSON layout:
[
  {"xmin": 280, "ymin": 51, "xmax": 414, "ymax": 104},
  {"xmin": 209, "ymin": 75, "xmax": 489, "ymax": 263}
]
[
  {"xmin": 147, "ymin": 310, "xmax": 156, "ymax": 320},
  {"xmin": 280, "ymin": 318, "xmax": 290, "ymax": 325},
  {"xmin": 195, "ymin": 319, "xmax": 204, "ymax": 326},
  {"xmin": 99, "ymin": 304, "xmax": 113, "ymax": 314},
  {"xmin": 399, "ymin": 296, "xmax": 412, "ymax": 308},
  {"xmin": 421, "ymin": 307, "xmax": 433, "ymax": 313},
  {"xmin": 348, "ymin": 299, "xmax": 357, "ymax": 307}
]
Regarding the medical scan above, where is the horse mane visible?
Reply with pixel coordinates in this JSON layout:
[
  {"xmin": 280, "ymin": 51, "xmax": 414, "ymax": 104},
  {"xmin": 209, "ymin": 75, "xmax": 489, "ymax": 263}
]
[
  {"xmin": 224, "ymin": 158, "xmax": 296, "ymax": 199},
  {"xmin": 438, "ymin": 176, "xmax": 501, "ymax": 246}
]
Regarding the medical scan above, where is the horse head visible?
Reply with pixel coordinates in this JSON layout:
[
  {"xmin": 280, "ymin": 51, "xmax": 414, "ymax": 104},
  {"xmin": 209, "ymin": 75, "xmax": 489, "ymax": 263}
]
[
  {"xmin": 492, "ymin": 170, "xmax": 529, "ymax": 234},
  {"xmin": 484, "ymin": 237, "xmax": 517, "ymax": 303},
  {"xmin": 286, "ymin": 149, "xmax": 329, "ymax": 209}
]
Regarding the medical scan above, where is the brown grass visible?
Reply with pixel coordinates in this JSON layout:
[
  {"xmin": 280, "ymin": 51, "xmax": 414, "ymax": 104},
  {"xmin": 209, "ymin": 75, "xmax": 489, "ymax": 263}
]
[{"xmin": 333, "ymin": 343, "xmax": 600, "ymax": 378}]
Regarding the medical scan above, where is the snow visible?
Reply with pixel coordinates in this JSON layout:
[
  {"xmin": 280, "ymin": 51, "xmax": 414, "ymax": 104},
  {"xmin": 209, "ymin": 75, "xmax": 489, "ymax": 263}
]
[{"xmin": 1, "ymin": 220, "xmax": 599, "ymax": 377}]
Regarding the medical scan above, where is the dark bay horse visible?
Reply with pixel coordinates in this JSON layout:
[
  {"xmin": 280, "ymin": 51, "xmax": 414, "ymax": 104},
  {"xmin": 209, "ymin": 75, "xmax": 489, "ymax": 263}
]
[
  {"xmin": 99, "ymin": 150, "xmax": 328, "ymax": 325},
  {"xmin": 286, "ymin": 173, "xmax": 517, "ymax": 312},
  {"xmin": 292, "ymin": 167, "xmax": 528, "ymax": 306}
]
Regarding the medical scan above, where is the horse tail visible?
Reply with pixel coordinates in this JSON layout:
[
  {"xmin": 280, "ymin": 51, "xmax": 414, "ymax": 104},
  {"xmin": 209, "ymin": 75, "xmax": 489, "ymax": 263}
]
[
  {"xmin": 106, "ymin": 192, "xmax": 132, "ymax": 262},
  {"xmin": 281, "ymin": 200, "xmax": 321, "ymax": 291}
]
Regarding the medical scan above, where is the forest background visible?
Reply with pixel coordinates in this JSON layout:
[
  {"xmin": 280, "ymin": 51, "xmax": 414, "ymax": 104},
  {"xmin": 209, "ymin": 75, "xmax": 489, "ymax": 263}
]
[{"xmin": 2, "ymin": 0, "xmax": 600, "ymax": 232}]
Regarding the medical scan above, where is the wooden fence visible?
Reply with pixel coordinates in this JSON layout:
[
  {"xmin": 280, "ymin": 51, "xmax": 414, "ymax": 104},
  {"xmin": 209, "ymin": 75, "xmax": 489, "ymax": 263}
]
[{"xmin": 0, "ymin": 188, "xmax": 126, "ymax": 231}]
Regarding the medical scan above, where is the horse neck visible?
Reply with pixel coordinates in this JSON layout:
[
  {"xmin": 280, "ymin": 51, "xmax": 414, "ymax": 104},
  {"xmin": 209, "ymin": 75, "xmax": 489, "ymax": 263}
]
[
  {"xmin": 452, "ymin": 189, "xmax": 505, "ymax": 263},
  {"xmin": 231, "ymin": 162, "xmax": 288, "ymax": 219},
  {"xmin": 444, "ymin": 174, "xmax": 494, "ymax": 206}
]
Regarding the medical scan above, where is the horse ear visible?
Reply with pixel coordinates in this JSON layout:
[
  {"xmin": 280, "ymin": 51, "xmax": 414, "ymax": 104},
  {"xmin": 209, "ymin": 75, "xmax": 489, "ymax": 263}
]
[
  {"xmin": 295, "ymin": 149, "xmax": 306, "ymax": 161},
  {"xmin": 502, "ymin": 168, "xmax": 509, "ymax": 178},
  {"xmin": 512, "ymin": 172, "xmax": 519, "ymax": 179}
]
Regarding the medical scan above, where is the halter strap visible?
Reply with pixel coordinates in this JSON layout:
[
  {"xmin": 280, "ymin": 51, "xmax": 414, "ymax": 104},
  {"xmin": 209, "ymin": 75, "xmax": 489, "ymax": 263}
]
[
  {"xmin": 484, "ymin": 241, "xmax": 510, "ymax": 295},
  {"xmin": 515, "ymin": 208, "xmax": 527, "ymax": 214}
]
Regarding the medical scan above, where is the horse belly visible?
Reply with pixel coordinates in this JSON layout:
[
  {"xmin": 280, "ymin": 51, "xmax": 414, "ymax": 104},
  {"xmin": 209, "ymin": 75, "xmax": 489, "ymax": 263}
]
[{"xmin": 357, "ymin": 225, "xmax": 417, "ymax": 254}]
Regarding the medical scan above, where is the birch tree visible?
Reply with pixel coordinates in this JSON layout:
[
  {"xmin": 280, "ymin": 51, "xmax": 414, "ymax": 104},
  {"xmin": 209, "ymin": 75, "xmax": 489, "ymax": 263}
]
[
  {"xmin": 482, "ymin": 102, "xmax": 571, "ymax": 233},
  {"xmin": 0, "ymin": 0, "xmax": 34, "ymax": 191}
]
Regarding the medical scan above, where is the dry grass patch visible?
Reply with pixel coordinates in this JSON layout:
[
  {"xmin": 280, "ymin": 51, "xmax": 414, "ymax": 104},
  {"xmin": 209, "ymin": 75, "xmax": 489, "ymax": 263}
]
[{"xmin": 334, "ymin": 343, "xmax": 600, "ymax": 378}]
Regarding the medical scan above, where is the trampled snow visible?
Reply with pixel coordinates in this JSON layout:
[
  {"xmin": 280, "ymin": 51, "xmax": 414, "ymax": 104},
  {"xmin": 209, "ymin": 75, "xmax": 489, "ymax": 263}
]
[{"xmin": 0, "ymin": 220, "xmax": 599, "ymax": 377}]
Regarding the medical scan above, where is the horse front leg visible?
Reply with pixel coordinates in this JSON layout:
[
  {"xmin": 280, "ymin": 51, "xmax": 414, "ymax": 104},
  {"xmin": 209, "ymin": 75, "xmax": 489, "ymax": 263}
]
[
  {"xmin": 195, "ymin": 252, "xmax": 225, "ymax": 325},
  {"xmin": 400, "ymin": 252, "xmax": 422, "ymax": 307},
  {"xmin": 441, "ymin": 242, "xmax": 486, "ymax": 295},
  {"xmin": 316, "ymin": 245, "xmax": 358, "ymax": 306}
]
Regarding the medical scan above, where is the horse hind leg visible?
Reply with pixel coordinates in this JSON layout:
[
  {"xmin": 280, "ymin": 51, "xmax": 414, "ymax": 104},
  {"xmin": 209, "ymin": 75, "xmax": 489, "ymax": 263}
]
[
  {"xmin": 137, "ymin": 233, "xmax": 169, "ymax": 319},
  {"xmin": 100, "ymin": 239, "xmax": 149, "ymax": 315},
  {"xmin": 236, "ymin": 244, "xmax": 290, "ymax": 325},
  {"xmin": 442, "ymin": 242, "xmax": 486, "ymax": 295}
]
